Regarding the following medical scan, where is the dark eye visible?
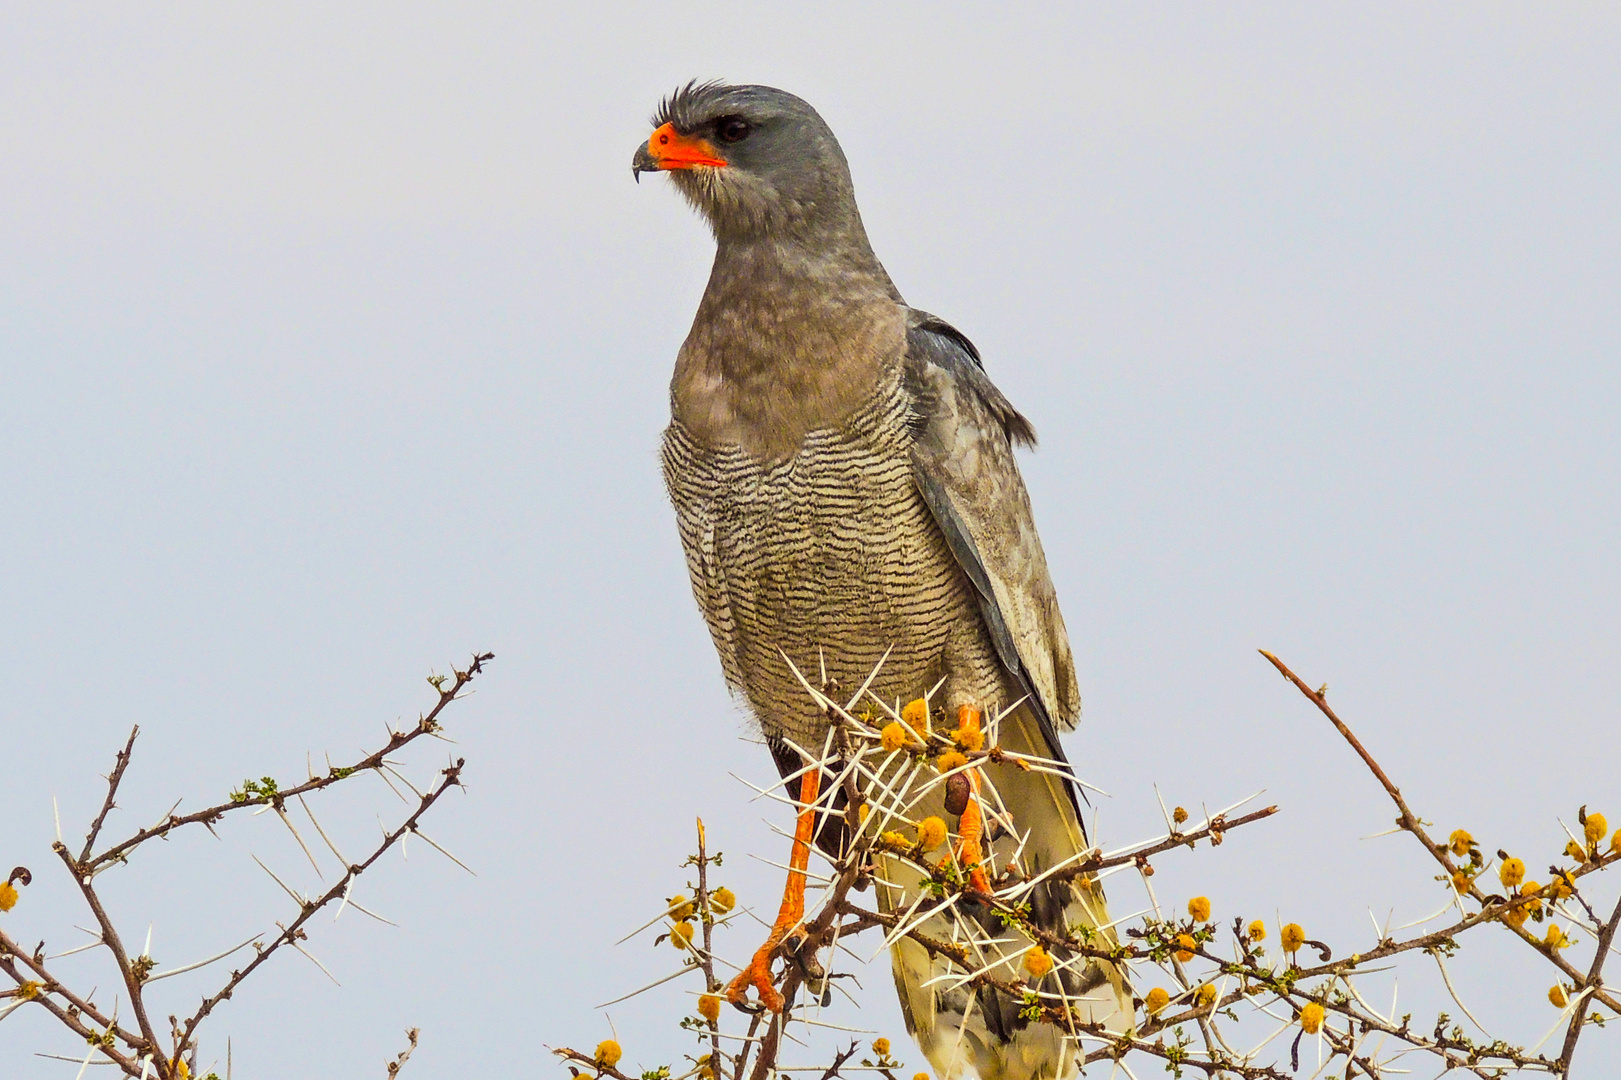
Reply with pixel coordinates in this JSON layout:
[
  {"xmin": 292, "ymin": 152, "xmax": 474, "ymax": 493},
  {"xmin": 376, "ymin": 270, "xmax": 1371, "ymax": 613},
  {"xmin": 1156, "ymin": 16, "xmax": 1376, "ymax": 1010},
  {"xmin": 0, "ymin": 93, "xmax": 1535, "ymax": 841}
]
[{"xmin": 715, "ymin": 116, "xmax": 753, "ymax": 144}]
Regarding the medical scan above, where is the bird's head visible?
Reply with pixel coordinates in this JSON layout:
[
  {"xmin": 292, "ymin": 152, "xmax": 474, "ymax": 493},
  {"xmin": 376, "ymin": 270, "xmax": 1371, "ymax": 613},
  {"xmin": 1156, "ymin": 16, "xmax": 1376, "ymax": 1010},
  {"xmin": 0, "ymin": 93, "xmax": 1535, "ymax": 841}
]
[{"xmin": 632, "ymin": 82, "xmax": 861, "ymax": 242}]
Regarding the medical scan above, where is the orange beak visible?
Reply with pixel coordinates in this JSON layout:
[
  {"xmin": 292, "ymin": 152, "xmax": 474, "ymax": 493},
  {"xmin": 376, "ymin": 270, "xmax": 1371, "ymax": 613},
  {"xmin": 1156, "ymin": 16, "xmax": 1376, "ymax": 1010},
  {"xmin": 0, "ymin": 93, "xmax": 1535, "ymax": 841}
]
[{"xmin": 634, "ymin": 123, "xmax": 728, "ymax": 175}]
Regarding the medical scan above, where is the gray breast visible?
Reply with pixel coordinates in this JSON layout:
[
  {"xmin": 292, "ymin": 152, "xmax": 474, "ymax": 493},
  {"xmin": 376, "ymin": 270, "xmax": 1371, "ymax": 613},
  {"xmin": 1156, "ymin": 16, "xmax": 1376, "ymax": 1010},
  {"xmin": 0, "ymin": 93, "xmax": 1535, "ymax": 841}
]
[{"xmin": 663, "ymin": 365, "xmax": 1006, "ymax": 743}]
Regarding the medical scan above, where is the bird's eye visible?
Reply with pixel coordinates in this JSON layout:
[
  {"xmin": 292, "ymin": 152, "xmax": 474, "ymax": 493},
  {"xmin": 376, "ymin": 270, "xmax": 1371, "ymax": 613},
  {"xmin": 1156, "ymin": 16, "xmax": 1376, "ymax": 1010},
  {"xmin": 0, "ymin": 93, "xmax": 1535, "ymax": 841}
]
[{"xmin": 715, "ymin": 117, "xmax": 753, "ymax": 144}]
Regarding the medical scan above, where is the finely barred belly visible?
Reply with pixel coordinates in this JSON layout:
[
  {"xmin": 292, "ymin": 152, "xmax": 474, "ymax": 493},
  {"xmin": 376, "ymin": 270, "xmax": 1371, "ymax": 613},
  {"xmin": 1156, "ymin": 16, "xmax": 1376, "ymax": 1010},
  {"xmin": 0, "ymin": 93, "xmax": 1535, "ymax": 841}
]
[{"xmin": 663, "ymin": 384, "xmax": 1007, "ymax": 744}]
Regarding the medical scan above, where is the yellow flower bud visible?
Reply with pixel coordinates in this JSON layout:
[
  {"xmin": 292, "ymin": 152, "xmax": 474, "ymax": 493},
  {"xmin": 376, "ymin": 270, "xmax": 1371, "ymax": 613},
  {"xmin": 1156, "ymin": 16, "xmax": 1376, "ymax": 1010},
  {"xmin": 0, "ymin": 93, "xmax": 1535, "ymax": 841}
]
[
  {"xmin": 1174, "ymin": 934, "xmax": 1197, "ymax": 962},
  {"xmin": 667, "ymin": 894, "xmax": 695, "ymax": 920},
  {"xmin": 1144, "ymin": 987, "xmax": 1170, "ymax": 1015},
  {"xmin": 1195, "ymin": 983, "xmax": 1218, "ymax": 1008},
  {"xmin": 0, "ymin": 882, "xmax": 16, "ymax": 912},
  {"xmin": 670, "ymin": 921, "xmax": 695, "ymax": 950},
  {"xmin": 872, "ymin": 1038, "xmax": 891, "ymax": 1057},
  {"xmin": 917, "ymin": 816, "xmax": 948, "ymax": 851},
  {"xmin": 595, "ymin": 1040, "xmax": 623, "ymax": 1069},
  {"xmin": 1172, "ymin": 806, "xmax": 1189, "ymax": 825},
  {"xmin": 902, "ymin": 698, "xmax": 929, "ymax": 736},
  {"xmin": 1281, "ymin": 923, "xmax": 1306, "ymax": 953},
  {"xmin": 1187, "ymin": 896, "xmax": 1211, "ymax": 922},
  {"xmin": 1299, "ymin": 1002, "xmax": 1325, "ymax": 1034},
  {"xmin": 1447, "ymin": 829, "xmax": 1473, "ymax": 857},
  {"xmin": 953, "ymin": 725, "xmax": 985, "ymax": 752},
  {"xmin": 1499, "ymin": 857, "xmax": 1525, "ymax": 888},
  {"xmin": 881, "ymin": 722, "xmax": 910, "ymax": 753},
  {"xmin": 698, "ymin": 994, "xmax": 721, "ymax": 1023},
  {"xmin": 1549, "ymin": 984, "xmax": 1568, "ymax": 1008},
  {"xmin": 1585, "ymin": 813, "xmax": 1607, "ymax": 849},
  {"xmin": 1247, "ymin": 920, "xmax": 1266, "ymax": 943},
  {"xmin": 710, "ymin": 887, "xmax": 736, "ymax": 915},
  {"xmin": 936, "ymin": 751, "xmax": 968, "ymax": 774},
  {"xmin": 15, "ymin": 981, "xmax": 41, "ymax": 1001},
  {"xmin": 1024, "ymin": 945, "xmax": 1054, "ymax": 978},
  {"xmin": 1545, "ymin": 924, "xmax": 1570, "ymax": 949}
]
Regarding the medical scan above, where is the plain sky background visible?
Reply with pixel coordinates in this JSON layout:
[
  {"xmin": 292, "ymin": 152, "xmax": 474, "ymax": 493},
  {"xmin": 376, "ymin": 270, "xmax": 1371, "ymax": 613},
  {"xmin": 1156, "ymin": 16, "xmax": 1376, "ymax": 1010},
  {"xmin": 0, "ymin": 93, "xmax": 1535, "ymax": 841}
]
[{"xmin": 2, "ymin": 4, "xmax": 1618, "ymax": 1077}]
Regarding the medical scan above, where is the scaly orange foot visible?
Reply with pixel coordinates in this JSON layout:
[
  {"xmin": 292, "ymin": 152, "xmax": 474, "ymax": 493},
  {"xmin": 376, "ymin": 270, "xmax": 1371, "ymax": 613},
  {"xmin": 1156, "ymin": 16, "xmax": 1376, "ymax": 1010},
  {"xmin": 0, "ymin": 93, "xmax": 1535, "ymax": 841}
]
[{"xmin": 727, "ymin": 766, "xmax": 821, "ymax": 1012}]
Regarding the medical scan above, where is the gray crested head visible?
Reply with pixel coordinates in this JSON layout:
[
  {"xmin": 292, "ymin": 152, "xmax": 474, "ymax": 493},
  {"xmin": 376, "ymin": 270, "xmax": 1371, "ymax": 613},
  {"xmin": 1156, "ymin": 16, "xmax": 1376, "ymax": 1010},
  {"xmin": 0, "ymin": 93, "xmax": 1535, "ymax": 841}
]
[{"xmin": 633, "ymin": 81, "xmax": 868, "ymax": 245}]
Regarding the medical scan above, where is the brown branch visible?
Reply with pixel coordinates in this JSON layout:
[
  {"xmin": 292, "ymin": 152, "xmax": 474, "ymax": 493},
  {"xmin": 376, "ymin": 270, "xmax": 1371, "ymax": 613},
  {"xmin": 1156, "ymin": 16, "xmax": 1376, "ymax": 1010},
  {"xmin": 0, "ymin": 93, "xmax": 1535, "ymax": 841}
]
[
  {"xmin": 52, "ymin": 841, "xmax": 166, "ymax": 1075},
  {"xmin": 1559, "ymin": 890, "xmax": 1621, "ymax": 1073},
  {"xmin": 0, "ymin": 926, "xmax": 144, "ymax": 1051},
  {"xmin": 87, "ymin": 653, "xmax": 491, "ymax": 871},
  {"xmin": 0, "ymin": 953, "xmax": 145, "ymax": 1076},
  {"xmin": 1259, "ymin": 649, "xmax": 1621, "ymax": 1015},
  {"xmin": 80, "ymin": 725, "xmax": 139, "ymax": 863},
  {"xmin": 386, "ymin": 1027, "xmax": 420, "ymax": 1078},
  {"xmin": 176, "ymin": 757, "xmax": 466, "ymax": 1056}
]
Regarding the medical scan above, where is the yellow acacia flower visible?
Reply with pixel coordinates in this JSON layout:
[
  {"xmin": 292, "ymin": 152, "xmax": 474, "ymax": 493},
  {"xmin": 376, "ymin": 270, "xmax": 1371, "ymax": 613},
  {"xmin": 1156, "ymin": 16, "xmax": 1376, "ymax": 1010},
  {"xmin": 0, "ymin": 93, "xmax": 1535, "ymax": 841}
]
[
  {"xmin": 1585, "ymin": 812, "xmax": 1607, "ymax": 849},
  {"xmin": 1281, "ymin": 923, "xmax": 1306, "ymax": 953},
  {"xmin": 1545, "ymin": 924, "xmax": 1570, "ymax": 949},
  {"xmin": 1549, "ymin": 984, "xmax": 1568, "ymax": 1008},
  {"xmin": 1502, "ymin": 904, "xmax": 1529, "ymax": 930},
  {"xmin": 917, "ymin": 816, "xmax": 948, "ymax": 851},
  {"xmin": 1247, "ymin": 920, "xmax": 1266, "ymax": 943},
  {"xmin": 881, "ymin": 722, "xmax": 910, "ymax": 753},
  {"xmin": 902, "ymin": 698, "xmax": 930, "ymax": 736},
  {"xmin": 1195, "ymin": 983, "xmax": 1218, "ymax": 1008},
  {"xmin": 15, "ymin": 981, "xmax": 41, "ymax": 1001},
  {"xmin": 953, "ymin": 724, "xmax": 985, "ymax": 752},
  {"xmin": 1520, "ymin": 882, "xmax": 1543, "ymax": 915},
  {"xmin": 1612, "ymin": 828, "xmax": 1621, "ymax": 855},
  {"xmin": 0, "ymin": 882, "xmax": 17, "ymax": 913},
  {"xmin": 667, "ymin": 895, "xmax": 696, "ymax": 920},
  {"xmin": 872, "ymin": 1038, "xmax": 891, "ymax": 1057},
  {"xmin": 1550, "ymin": 876, "xmax": 1574, "ymax": 900},
  {"xmin": 669, "ymin": 921, "xmax": 695, "ymax": 950},
  {"xmin": 1187, "ymin": 896, "xmax": 1211, "ymax": 922},
  {"xmin": 1144, "ymin": 987, "xmax": 1170, "ymax": 1015},
  {"xmin": 1447, "ymin": 829, "xmax": 1473, "ymax": 857},
  {"xmin": 915, "ymin": 1074, "xmax": 930, "ymax": 1080},
  {"xmin": 173, "ymin": 1060, "xmax": 190, "ymax": 1080},
  {"xmin": 1024, "ymin": 945, "xmax": 1054, "ymax": 978},
  {"xmin": 936, "ymin": 750, "xmax": 968, "ymax": 774},
  {"xmin": 1173, "ymin": 806, "xmax": 1189, "ymax": 825},
  {"xmin": 595, "ymin": 1040, "xmax": 623, "ymax": 1069},
  {"xmin": 1565, "ymin": 840, "xmax": 1587, "ymax": 863},
  {"xmin": 1451, "ymin": 870, "xmax": 1474, "ymax": 893},
  {"xmin": 1499, "ymin": 857, "xmax": 1525, "ymax": 888},
  {"xmin": 880, "ymin": 830, "xmax": 912, "ymax": 848},
  {"xmin": 711, "ymin": 887, "xmax": 736, "ymax": 915},
  {"xmin": 698, "ymin": 994, "xmax": 721, "ymax": 1023},
  {"xmin": 1174, "ymin": 934, "xmax": 1197, "ymax": 962},
  {"xmin": 1299, "ymin": 1002, "xmax": 1325, "ymax": 1034},
  {"xmin": 858, "ymin": 804, "xmax": 871, "ymax": 826}
]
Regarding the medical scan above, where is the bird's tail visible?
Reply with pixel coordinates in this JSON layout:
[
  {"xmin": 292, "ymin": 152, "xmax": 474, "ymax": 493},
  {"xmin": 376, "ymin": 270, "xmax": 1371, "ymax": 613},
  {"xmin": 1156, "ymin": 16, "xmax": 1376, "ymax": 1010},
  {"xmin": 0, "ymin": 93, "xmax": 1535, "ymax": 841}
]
[{"xmin": 877, "ymin": 703, "xmax": 1132, "ymax": 1080}]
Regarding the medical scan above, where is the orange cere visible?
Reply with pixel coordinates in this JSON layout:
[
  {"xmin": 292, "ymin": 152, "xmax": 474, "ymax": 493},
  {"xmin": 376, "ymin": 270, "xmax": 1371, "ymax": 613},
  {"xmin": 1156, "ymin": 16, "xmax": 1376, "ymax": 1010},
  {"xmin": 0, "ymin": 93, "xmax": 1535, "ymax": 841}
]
[{"xmin": 646, "ymin": 122, "xmax": 728, "ymax": 169}]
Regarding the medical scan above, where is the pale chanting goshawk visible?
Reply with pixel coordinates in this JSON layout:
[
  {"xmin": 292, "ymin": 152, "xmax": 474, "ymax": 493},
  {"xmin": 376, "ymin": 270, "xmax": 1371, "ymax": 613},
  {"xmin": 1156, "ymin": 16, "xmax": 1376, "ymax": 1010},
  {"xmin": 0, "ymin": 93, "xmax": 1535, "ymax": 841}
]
[{"xmin": 633, "ymin": 82, "xmax": 1131, "ymax": 1080}]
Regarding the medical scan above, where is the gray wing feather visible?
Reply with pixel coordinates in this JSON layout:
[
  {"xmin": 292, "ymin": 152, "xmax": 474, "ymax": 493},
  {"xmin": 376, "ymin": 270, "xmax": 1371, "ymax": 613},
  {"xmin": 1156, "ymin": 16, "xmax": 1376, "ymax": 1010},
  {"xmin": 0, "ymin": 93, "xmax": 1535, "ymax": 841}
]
[{"xmin": 904, "ymin": 310, "xmax": 1082, "ymax": 744}]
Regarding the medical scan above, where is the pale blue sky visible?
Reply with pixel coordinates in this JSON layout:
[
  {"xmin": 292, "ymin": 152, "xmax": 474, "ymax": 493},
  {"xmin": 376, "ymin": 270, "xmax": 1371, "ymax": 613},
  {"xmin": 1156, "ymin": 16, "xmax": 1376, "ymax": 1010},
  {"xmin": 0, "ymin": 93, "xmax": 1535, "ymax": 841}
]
[{"xmin": 2, "ymin": 5, "xmax": 1618, "ymax": 1077}]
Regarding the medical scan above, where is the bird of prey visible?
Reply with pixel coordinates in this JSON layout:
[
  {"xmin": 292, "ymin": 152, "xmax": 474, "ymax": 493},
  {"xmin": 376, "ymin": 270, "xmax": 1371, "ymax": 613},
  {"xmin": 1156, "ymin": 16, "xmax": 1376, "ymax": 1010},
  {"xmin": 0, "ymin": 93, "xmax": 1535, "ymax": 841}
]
[{"xmin": 634, "ymin": 82, "xmax": 1131, "ymax": 1080}]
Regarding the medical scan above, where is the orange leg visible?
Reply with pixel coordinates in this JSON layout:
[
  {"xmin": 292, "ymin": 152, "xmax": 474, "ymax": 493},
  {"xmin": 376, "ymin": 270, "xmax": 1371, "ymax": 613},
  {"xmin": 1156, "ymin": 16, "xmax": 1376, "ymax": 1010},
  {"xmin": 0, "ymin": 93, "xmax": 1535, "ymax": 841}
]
[
  {"xmin": 727, "ymin": 766, "xmax": 821, "ymax": 1012},
  {"xmin": 953, "ymin": 706, "xmax": 992, "ymax": 894}
]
